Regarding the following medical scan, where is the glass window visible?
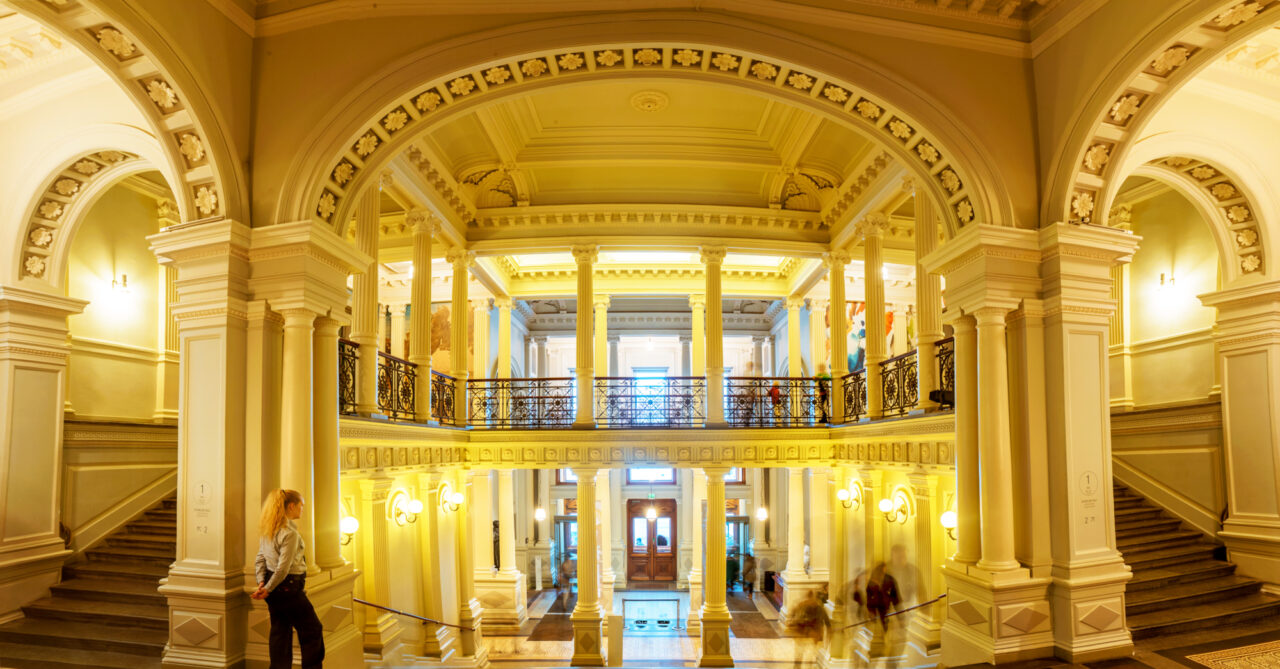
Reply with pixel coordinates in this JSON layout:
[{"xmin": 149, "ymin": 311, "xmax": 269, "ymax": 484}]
[
  {"xmin": 632, "ymin": 518, "xmax": 648, "ymax": 551},
  {"xmin": 557, "ymin": 468, "xmax": 578, "ymax": 484},
  {"xmin": 627, "ymin": 467, "xmax": 676, "ymax": 484},
  {"xmin": 655, "ymin": 517, "xmax": 672, "ymax": 553},
  {"xmin": 724, "ymin": 467, "xmax": 745, "ymax": 484},
  {"xmin": 568, "ymin": 521, "xmax": 578, "ymax": 549}
]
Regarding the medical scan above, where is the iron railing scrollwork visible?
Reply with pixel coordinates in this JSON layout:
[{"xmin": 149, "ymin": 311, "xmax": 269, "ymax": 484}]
[
  {"xmin": 724, "ymin": 377, "xmax": 825, "ymax": 427},
  {"xmin": 595, "ymin": 377, "xmax": 705, "ymax": 427},
  {"xmin": 467, "ymin": 377, "xmax": 575, "ymax": 428},
  {"xmin": 431, "ymin": 371, "xmax": 455, "ymax": 424},
  {"xmin": 376, "ymin": 352, "xmax": 416, "ymax": 421},
  {"xmin": 934, "ymin": 336, "xmax": 955, "ymax": 408},
  {"xmin": 880, "ymin": 351, "xmax": 919, "ymax": 416},
  {"xmin": 842, "ymin": 370, "xmax": 867, "ymax": 422},
  {"xmin": 338, "ymin": 338, "xmax": 359, "ymax": 416}
]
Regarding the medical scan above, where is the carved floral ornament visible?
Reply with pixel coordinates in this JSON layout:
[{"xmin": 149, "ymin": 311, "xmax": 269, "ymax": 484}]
[
  {"xmin": 1149, "ymin": 156, "xmax": 1266, "ymax": 274},
  {"xmin": 314, "ymin": 45, "xmax": 980, "ymax": 228}
]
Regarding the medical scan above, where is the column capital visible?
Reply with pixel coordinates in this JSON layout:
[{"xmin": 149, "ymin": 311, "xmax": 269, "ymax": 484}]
[
  {"xmin": 570, "ymin": 467, "xmax": 598, "ymax": 482},
  {"xmin": 822, "ymin": 249, "xmax": 852, "ymax": 267},
  {"xmin": 751, "ymin": 334, "xmax": 768, "ymax": 344},
  {"xmin": 677, "ymin": 334, "xmax": 691, "ymax": 343},
  {"xmin": 785, "ymin": 295, "xmax": 805, "ymax": 311},
  {"xmin": 378, "ymin": 170, "xmax": 394, "ymax": 190},
  {"xmin": 446, "ymin": 247, "xmax": 475, "ymax": 267},
  {"xmin": 407, "ymin": 210, "xmax": 440, "ymax": 237},
  {"xmin": 608, "ymin": 334, "xmax": 622, "ymax": 343},
  {"xmin": 494, "ymin": 296, "xmax": 513, "ymax": 310},
  {"xmin": 571, "ymin": 244, "xmax": 598, "ymax": 264},
  {"xmin": 856, "ymin": 213, "xmax": 889, "ymax": 238},
  {"xmin": 470, "ymin": 297, "xmax": 490, "ymax": 312},
  {"xmin": 807, "ymin": 297, "xmax": 828, "ymax": 310},
  {"xmin": 688, "ymin": 294, "xmax": 706, "ymax": 310},
  {"xmin": 592, "ymin": 294, "xmax": 610, "ymax": 310},
  {"xmin": 971, "ymin": 306, "xmax": 1009, "ymax": 327},
  {"xmin": 702, "ymin": 466, "xmax": 730, "ymax": 479},
  {"xmin": 532, "ymin": 335, "xmax": 548, "ymax": 344},
  {"xmin": 699, "ymin": 246, "xmax": 726, "ymax": 264},
  {"xmin": 900, "ymin": 176, "xmax": 915, "ymax": 195}
]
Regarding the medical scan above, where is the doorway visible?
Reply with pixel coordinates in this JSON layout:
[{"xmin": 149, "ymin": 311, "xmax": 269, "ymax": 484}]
[{"xmin": 626, "ymin": 498, "xmax": 676, "ymax": 582}]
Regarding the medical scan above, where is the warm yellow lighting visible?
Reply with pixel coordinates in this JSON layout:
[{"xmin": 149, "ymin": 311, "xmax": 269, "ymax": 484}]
[
  {"xmin": 339, "ymin": 516, "xmax": 359, "ymax": 545},
  {"xmin": 439, "ymin": 483, "xmax": 464, "ymax": 513},
  {"xmin": 836, "ymin": 488, "xmax": 851, "ymax": 508},
  {"xmin": 755, "ymin": 506, "xmax": 768, "ymax": 521},
  {"xmin": 391, "ymin": 491, "xmax": 423, "ymax": 525},
  {"xmin": 111, "ymin": 273, "xmax": 131, "ymax": 294},
  {"xmin": 940, "ymin": 510, "xmax": 958, "ymax": 540},
  {"xmin": 879, "ymin": 492, "xmax": 909, "ymax": 524},
  {"xmin": 645, "ymin": 506, "xmax": 657, "ymax": 520},
  {"xmin": 534, "ymin": 507, "xmax": 547, "ymax": 522},
  {"xmin": 878, "ymin": 497, "xmax": 893, "ymax": 513}
]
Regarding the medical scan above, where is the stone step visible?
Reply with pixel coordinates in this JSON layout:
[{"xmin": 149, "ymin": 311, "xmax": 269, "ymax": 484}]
[
  {"xmin": 1127, "ymin": 559, "xmax": 1237, "ymax": 592},
  {"xmin": 108, "ymin": 533, "xmax": 176, "ymax": 550},
  {"xmin": 0, "ymin": 641, "xmax": 161, "ymax": 669},
  {"xmin": 1121, "ymin": 542, "xmax": 1218, "ymax": 570},
  {"xmin": 1113, "ymin": 496, "xmax": 1147, "ymax": 509},
  {"xmin": 50, "ymin": 578, "xmax": 165, "ymax": 606},
  {"xmin": 127, "ymin": 520, "xmax": 176, "ymax": 535},
  {"xmin": 64, "ymin": 558, "xmax": 168, "ymax": 583},
  {"xmin": 1128, "ymin": 592, "xmax": 1280, "ymax": 639},
  {"xmin": 1125, "ymin": 575, "xmax": 1262, "ymax": 616},
  {"xmin": 142, "ymin": 510, "xmax": 176, "ymax": 523},
  {"xmin": 85, "ymin": 545, "xmax": 173, "ymax": 567},
  {"xmin": 1115, "ymin": 517, "xmax": 1182, "ymax": 538},
  {"xmin": 1116, "ymin": 529, "xmax": 1205, "ymax": 551},
  {"xmin": 22, "ymin": 596, "xmax": 168, "ymax": 630},
  {"xmin": 1113, "ymin": 506, "xmax": 1164, "ymax": 521},
  {"xmin": 0, "ymin": 618, "xmax": 166, "ymax": 656}
]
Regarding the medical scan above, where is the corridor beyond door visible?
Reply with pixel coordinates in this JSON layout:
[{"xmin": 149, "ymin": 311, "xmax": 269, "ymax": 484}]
[{"xmin": 626, "ymin": 499, "xmax": 676, "ymax": 582}]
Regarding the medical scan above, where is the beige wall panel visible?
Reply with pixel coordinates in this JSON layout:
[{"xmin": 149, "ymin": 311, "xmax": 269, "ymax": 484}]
[
  {"xmin": 61, "ymin": 424, "xmax": 177, "ymax": 552},
  {"xmin": 6, "ymin": 367, "xmax": 59, "ymax": 541},
  {"xmin": 1129, "ymin": 336, "xmax": 1216, "ymax": 407},
  {"xmin": 67, "ymin": 351, "xmax": 158, "ymax": 421},
  {"xmin": 1224, "ymin": 350, "xmax": 1280, "ymax": 517}
]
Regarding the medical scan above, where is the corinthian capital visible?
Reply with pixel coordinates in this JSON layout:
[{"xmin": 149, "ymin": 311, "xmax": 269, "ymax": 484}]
[
  {"xmin": 856, "ymin": 213, "xmax": 889, "ymax": 238},
  {"xmin": 699, "ymin": 245, "xmax": 727, "ymax": 264},
  {"xmin": 785, "ymin": 295, "xmax": 805, "ymax": 311},
  {"xmin": 571, "ymin": 244, "xmax": 598, "ymax": 264},
  {"xmin": 688, "ymin": 294, "xmax": 706, "ymax": 310},
  {"xmin": 445, "ymin": 246, "xmax": 474, "ymax": 267},
  {"xmin": 822, "ymin": 249, "xmax": 852, "ymax": 268}
]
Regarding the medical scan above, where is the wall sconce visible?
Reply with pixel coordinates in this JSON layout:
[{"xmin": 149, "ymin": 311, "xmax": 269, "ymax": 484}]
[
  {"xmin": 339, "ymin": 515, "xmax": 359, "ymax": 545},
  {"xmin": 755, "ymin": 506, "xmax": 768, "ymax": 522},
  {"xmin": 111, "ymin": 273, "xmax": 131, "ymax": 294},
  {"xmin": 534, "ymin": 507, "xmax": 547, "ymax": 522},
  {"xmin": 940, "ymin": 510, "xmax": 958, "ymax": 540},
  {"xmin": 390, "ymin": 490, "xmax": 424, "ymax": 526},
  {"xmin": 439, "ymin": 482, "xmax": 463, "ymax": 513},
  {"xmin": 878, "ymin": 490, "xmax": 910, "ymax": 525},
  {"xmin": 836, "ymin": 483, "xmax": 863, "ymax": 510},
  {"xmin": 1159, "ymin": 272, "xmax": 1175, "ymax": 291}
]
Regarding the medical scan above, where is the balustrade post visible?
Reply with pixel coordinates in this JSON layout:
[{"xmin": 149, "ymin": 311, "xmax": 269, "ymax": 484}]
[
  {"xmin": 409, "ymin": 212, "xmax": 436, "ymax": 422},
  {"xmin": 572, "ymin": 245, "xmax": 598, "ymax": 428},
  {"xmin": 860, "ymin": 214, "xmax": 888, "ymax": 419}
]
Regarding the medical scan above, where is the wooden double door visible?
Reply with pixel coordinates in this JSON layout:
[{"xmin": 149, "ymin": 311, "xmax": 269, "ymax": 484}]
[{"xmin": 626, "ymin": 498, "xmax": 677, "ymax": 582}]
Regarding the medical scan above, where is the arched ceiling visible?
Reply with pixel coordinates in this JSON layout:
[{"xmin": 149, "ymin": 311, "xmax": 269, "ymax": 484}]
[{"xmin": 415, "ymin": 78, "xmax": 875, "ymax": 212}]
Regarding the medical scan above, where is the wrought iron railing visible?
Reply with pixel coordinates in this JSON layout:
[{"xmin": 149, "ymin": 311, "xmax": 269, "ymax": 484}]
[
  {"xmin": 376, "ymin": 352, "xmax": 416, "ymax": 420},
  {"xmin": 595, "ymin": 377, "xmax": 705, "ymax": 427},
  {"xmin": 842, "ymin": 370, "xmax": 867, "ymax": 422},
  {"xmin": 467, "ymin": 377, "xmax": 575, "ymax": 428},
  {"xmin": 934, "ymin": 336, "xmax": 955, "ymax": 408},
  {"xmin": 338, "ymin": 338, "xmax": 359, "ymax": 416},
  {"xmin": 431, "ymin": 371, "xmax": 455, "ymax": 424},
  {"xmin": 724, "ymin": 377, "xmax": 826, "ymax": 427},
  {"xmin": 880, "ymin": 350, "xmax": 919, "ymax": 416}
]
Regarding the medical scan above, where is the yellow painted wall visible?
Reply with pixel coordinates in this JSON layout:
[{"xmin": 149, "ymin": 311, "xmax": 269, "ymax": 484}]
[
  {"xmin": 1126, "ymin": 187, "xmax": 1218, "ymax": 406},
  {"xmin": 66, "ymin": 182, "xmax": 165, "ymax": 420}
]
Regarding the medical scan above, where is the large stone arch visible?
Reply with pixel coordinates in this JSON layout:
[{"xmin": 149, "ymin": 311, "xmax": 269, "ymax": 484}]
[
  {"xmin": 277, "ymin": 13, "xmax": 1017, "ymax": 240},
  {"xmin": 9, "ymin": 0, "xmax": 247, "ymax": 224},
  {"xmin": 1044, "ymin": 0, "xmax": 1280, "ymax": 243},
  {"xmin": 12, "ymin": 123, "xmax": 177, "ymax": 290}
]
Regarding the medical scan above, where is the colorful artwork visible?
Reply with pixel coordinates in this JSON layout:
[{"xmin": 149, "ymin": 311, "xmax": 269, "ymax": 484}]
[{"xmin": 428, "ymin": 302, "xmax": 474, "ymax": 374}]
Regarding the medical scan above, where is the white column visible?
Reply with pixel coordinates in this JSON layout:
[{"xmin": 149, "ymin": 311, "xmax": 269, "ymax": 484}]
[
  {"xmin": 408, "ymin": 212, "xmax": 436, "ymax": 422},
  {"xmin": 594, "ymin": 296, "xmax": 609, "ymax": 377},
  {"xmin": 597, "ymin": 468, "xmax": 615, "ymax": 617},
  {"xmin": 780, "ymin": 466, "xmax": 813, "ymax": 622},
  {"xmin": 472, "ymin": 470, "xmax": 494, "ymax": 577},
  {"xmin": 825, "ymin": 252, "xmax": 851, "ymax": 422},
  {"xmin": 914, "ymin": 195, "xmax": 942, "ymax": 411},
  {"xmin": 390, "ymin": 304, "xmax": 407, "ymax": 359},
  {"xmin": 825, "ymin": 465, "xmax": 849, "ymax": 665},
  {"xmin": 471, "ymin": 298, "xmax": 490, "ymax": 378},
  {"xmin": 702, "ymin": 248, "xmax": 727, "ymax": 426},
  {"xmin": 312, "ymin": 317, "xmax": 343, "ymax": 571},
  {"xmin": 687, "ymin": 468, "xmax": 706, "ymax": 633},
  {"xmin": 679, "ymin": 335, "xmax": 692, "ymax": 376},
  {"xmin": 456, "ymin": 471, "xmax": 487, "ymax": 661},
  {"xmin": 861, "ymin": 214, "xmax": 887, "ymax": 419},
  {"xmin": 280, "ymin": 308, "xmax": 319, "ymax": 573},
  {"xmin": 974, "ymin": 307, "xmax": 1018, "ymax": 573},
  {"xmin": 807, "ymin": 467, "xmax": 831, "ymax": 584},
  {"xmin": 699, "ymin": 467, "xmax": 734, "ymax": 668},
  {"xmin": 570, "ymin": 468, "xmax": 604, "ymax": 666},
  {"xmin": 809, "ymin": 298, "xmax": 828, "ymax": 373},
  {"xmin": 572, "ymin": 245, "xmax": 597, "ymax": 428},
  {"xmin": 352, "ymin": 186, "xmax": 380, "ymax": 415},
  {"xmin": 486, "ymin": 468, "xmax": 528, "ymax": 631},
  {"xmin": 497, "ymin": 298, "xmax": 513, "ymax": 378},
  {"xmin": 751, "ymin": 335, "xmax": 765, "ymax": 375},
  {"xmin": 609, "ymin": 335, "xmax": 622, "ymax": 376},
  {"xmin": 415, "ymin": 471, "xmax": 452, "ymax": 658},
  {"xmin": 447, "ymin": 248, "xmax": 472, "ymax": 425},
  {"xmin": 534, "ymin": 336, "xmax": 548, "ymax": 377},
  {"xmin": 690, "ymin": 295, "xmax": 706, "ymax": 375},
  {"xmin": 786, "ymin": 297, "xmax": 804, "ymax": 377},
  {"xmin": 951, "ymin": 315, "xmax": 981, "ymax": 565}
]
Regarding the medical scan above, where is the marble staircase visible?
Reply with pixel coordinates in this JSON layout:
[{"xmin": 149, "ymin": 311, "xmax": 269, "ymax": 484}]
[
  {"xmin": 1115, "ymin": 483, "xmax": 1280, "ymax": 639},
  {"xmin": 0, "ymin": 497, "xmax": 173, "ymax": 668}
]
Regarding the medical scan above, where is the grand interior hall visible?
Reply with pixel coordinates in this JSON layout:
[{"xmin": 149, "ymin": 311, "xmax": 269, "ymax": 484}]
[{"xmin": 6, "ymin": 0, "xmax": 1280, "ymax": 668}]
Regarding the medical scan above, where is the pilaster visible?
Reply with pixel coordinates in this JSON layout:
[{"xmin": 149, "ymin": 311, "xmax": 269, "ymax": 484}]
[{"xmin": 356, "ymin": 478, "xmax": 403, "ymax": 660}]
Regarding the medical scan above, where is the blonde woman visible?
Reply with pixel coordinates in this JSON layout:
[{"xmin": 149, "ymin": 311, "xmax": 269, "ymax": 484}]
[{"xmin": 251, "ymin": 489, "xmax": 325, "ymax": 668}]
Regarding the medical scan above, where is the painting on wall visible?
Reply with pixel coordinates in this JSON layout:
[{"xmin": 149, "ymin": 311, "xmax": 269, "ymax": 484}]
[
  {"xmin": 428, "ymin": 302, "xmax": 474, "ymax": 374},
  {"xmin": 833, "ymin": 302, "xmax": 896, "ymax": 371}
]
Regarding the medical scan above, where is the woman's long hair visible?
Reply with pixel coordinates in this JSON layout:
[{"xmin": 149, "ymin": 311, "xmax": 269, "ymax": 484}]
[{"xmin": 259, "ymin": 489, "xmax": 303, "ymax": 538}]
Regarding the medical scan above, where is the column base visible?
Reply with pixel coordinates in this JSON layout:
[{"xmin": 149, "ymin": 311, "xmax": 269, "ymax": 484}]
[
  {"xmin": 686, "ymin": 577, "xmax": 703, "ymax": 635},
  {"xmin": 457, "ymin": 596, "xmax": 486, "ymax": 659},
  {"xmin": 361, "ymin": 609, "xmax": 404, "ymax": 660},
  {"xmin": 940, "ymin": 563, "xmax": 1052, "ymax": 667},
  {"xmin": 777, "ymin": 572, "xmax": 823, "ymax": 626},
  {"xmin": 161, "ymin": 564, "xmax": 251, "ymax": 668},
  {"xmin": 1048, "ymin": 557, "xmax": 1132, "ymax": 663},
  {"xmin": 475, "ymin": 572, "xmax": 529, "ymax": 633},
  {"xmin": 570, "ymin": 609, "xmax": 605, "ymax": 666},
  {"xmin": 1223, "ymin": 519, "xmax": 1280, "ymax": 587},
  {"xmin": 697, "ymin": 611, "xmax": 733, "ymax": 667},
  {"xmin": 419, "ymin": 620, "xmax": 458, "ymax": 661}
]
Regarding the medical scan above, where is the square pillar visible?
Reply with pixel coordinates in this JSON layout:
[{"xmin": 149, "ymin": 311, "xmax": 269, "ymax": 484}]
[{"xmin": 356, "ymin": 478, "xmax": 403, "ymax": 660}]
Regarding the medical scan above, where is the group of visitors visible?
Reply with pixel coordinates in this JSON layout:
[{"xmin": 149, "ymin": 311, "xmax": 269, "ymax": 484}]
[{"xmin": 732, "ymin": 362, "xmax": 834, "ymax": 425}]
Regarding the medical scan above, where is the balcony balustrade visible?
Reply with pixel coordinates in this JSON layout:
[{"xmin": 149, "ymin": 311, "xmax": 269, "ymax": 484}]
[
  {"xmin": 377, "ymin": 351, "xmax": 417, "ymax": 421},
  {"xmin": 467, "ymin": 377, "xmax": 575, "ymax": 428},
  {"xmin": 338, "ymin": 338, "xmax": 359, "ymax": 416},
  {"xmin": 842, "ymin": 370, "xmax": 868, "ymax": 422},
  {"xmin": 724, "ymin": 377, "xmax": 827, "ymax": 427},
  {"xmin": 881, "ymin": 351, "xmax": 919, "ymax": 416},
  {"xmin": 431, "ymin": 371, "xmax": 456, "ymax": 424},
  {"xmin": 934, "ymin": 336, "xmax": 955, "ymax": 408},
  {"xmin": 594, "ymin": 376, "xmax": 706, "ymax": 428}
]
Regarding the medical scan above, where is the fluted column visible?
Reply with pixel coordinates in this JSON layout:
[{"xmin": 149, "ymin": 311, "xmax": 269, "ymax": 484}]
[
  {"xmin": 687, "ymin": 468, "xmax": 706, "ymax": 633},
  {"xmin": 572, "ymin": 245, "xmax": 598, "ymax": 428},
  {"xmin": 497, "ymin": 470, "xmax": 518, "ymax": 574},
  {"xmin": 786, "ymin": 297, "xmax": 804, "ymax": 376},
  {"xmin": 472, "ymin": 470, "xmax": 495, "ymax": 577},
  {"xmin": 974, "ymin": 307, "xmax": 1018, "ymax": 572},
  {"xmin": 783, "ymin": 467, "xmax": 806, "ymax": 578},
  {"xmin": 914, "ymin": 194, "xmax": 942, "ymax": 411},
  {"xmin": 809, "ymin": 298, "xmax": 828, "ymax": 373},
  {"xmin": 679, "ymin": 335, "xmax": 691, "ymax": 376},
  {"xmin": 455, "ymin": 471, "xmax": 486, "ymax": 660},
  {"xmin": 352, "ymin": 186, "xmax": 380, "ymax": 415},
  {"xmin": 690, "ymin": 295, "xmax": 706, "ymax": 374},
  {"xmin": 496, "ymin": 298, "xmax": 512, "ymax": 378},
  {"xmin": 280, "ymin": 308, "xmax": 318, "ymax": 573},
  {"xmin": 471, "ymin": 298, "xmax": 490, "ymax": 379},
  {"xmin": 416, "ymin": 471, "xmax": 452, "ymax": 658},
  {"xmin": 807, "ymin": 467, "xmax": 830, "ymax": 583},
  {"xmin": 701, "ymin": 248, "xmax": 727, "ymax": 426},
  {"xmin": 408, "ymin": 212, "xmax": 436, "ymax": 421},
  {"xmin": 825, "ymin": 252, "xmax": 851, "ymax": 422},
  {"xmin": 597, "ymin": 468, "xmax": 615, "ymax": 614},
  {"xmin": 952, "ymin": 314, "xmax": 981, "ymax": 565},
  {"xmin": 860, "ymin": 214, "xmax": 888, "ymax": 419},
  {"xmin": 751, "ymin": 335, "xmax": 765, "ymax": 375},
  {"xmin": 699, "ymin": 467, "xmax": 733, "ymax": 667},
  {"xmin": 570, "ymin": 468, "xmax": 604, "ymax": 666},
  {"xmin": 357, "ymin": 478, "xmax": 401, "ymax": 655},
  {"xmin": 533, "ymin": 336, "xmax": 548, "ymax": 377},
  {"xmin": 593, "ymin": 296, "xmax": 609, "ymax": 379},
  {"xmin": 390, "ymin": 304, "xmax": 407, "ymax": 359},
  {"xmin": 312, "ymin": 317, "xmax": 343, "ymax": 571},
  {"xmin": 448, "ymin": 248, "xmax": 473, "ymax": 426},
  {"xmin": 609, "ymin": 335, "xmax": 622, "ymax": 376}
]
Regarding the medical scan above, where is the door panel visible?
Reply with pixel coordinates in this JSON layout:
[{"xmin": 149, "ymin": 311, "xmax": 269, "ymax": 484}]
[{"xmin": 626, "ymin": 499, "xmax": 677, "ymax": 582}]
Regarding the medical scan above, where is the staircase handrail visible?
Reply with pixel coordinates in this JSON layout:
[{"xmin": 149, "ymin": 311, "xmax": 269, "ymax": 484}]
[
  {"xmin": 352, "ymin": 597, "xmax": 475, "ymax": 630},
  {"xmin": 839, "ymin": 593, "xmax": 946, "ymax": 630}
]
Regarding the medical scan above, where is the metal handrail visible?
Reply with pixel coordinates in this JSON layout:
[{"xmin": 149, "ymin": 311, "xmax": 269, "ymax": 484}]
[
  {"xmin": 840, "ymin": 593, "xmax": 946, "ymax": 630},
  {"xmin": 353, "ymin": 597, "xmax": 475, "ymax": 630}
]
